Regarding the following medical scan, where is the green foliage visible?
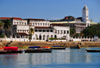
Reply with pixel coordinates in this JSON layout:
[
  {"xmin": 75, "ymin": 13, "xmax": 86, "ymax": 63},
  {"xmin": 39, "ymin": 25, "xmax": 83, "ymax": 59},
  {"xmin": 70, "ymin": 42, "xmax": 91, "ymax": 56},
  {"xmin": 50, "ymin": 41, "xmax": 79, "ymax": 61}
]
[
  {"xmin": 49, "ymin": 38, "xmax": 57, "ymax": 40},
  {"xmin": 82, "ymin": 23, "xmax": 100, "ymax": 38},
  {"xmin": 70, "ymin": 27, "xmax": 76, "ymax": 37},
  {"xmin": 73, "ymin": 33, "xmax": 80, "ymax": 38},
  {"xmin": 0, "ymin": 35, "xmax": 4, "ymax": 38},
  {"xmin": 0, "ymin": 21, "xmax": 4, "ymax": 27},
  {"xmin": 4, "ymin": 20, "xmax": 11, "ymax": 30}
]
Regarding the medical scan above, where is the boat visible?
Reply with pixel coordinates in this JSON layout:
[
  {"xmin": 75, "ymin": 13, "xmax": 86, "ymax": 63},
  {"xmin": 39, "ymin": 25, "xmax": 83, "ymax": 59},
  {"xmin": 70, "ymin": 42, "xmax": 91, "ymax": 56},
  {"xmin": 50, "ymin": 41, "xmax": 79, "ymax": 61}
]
[
  {"xmin": 25, "ymin": 46, "xmax": 52, "ymax": 53},
  {"xmin": 51, "ymin": 46, "xmax": 66, "ymax": 49},
  {"xmin": 0, "ymin": 47, "xmax": 23, "ymax": 54},
  {"xmin": 86, "ymin": 50, "xmax": 100, "ymax": 52},
  {"xmin": 0, "ymin": 50, "xmax": 23, "ymax": 54},
  {"xmin": 70, "ymin": 45, "xmax": 81, "ymax": 49},
  {"xmin": 24, "ymin": 48, "xmax": 52, "ymax": 53}
]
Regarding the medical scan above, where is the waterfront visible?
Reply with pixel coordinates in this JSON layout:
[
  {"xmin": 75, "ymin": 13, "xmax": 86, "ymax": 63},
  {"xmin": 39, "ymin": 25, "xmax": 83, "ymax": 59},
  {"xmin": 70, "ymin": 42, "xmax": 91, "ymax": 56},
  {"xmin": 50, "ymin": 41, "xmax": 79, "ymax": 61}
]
[{"xmin": 0, "ymin": 48, "xmax": 100, "ymax": 68}]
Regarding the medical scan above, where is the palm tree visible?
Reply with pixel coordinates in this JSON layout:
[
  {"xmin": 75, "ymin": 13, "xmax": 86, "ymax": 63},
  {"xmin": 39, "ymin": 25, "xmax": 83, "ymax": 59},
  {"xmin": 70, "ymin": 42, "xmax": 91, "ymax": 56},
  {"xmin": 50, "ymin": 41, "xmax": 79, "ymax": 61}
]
[
  {"xmin": 4, "ymin": 20, "xmax": 11, "ymax": 37},
  {"xmin": 70, "ymin": 27, "xmax": 76, "ymax": 37},
  {"xmin": 0, "ymin": 21, "xmax": 4, "ymax": 28},
  {"xmin": 0, "ymin": 21, "xmax": 5, "ymax": 36},
  {"xmin": 29, "ymin": 28, "xmax": 34, "ymax": 42}
]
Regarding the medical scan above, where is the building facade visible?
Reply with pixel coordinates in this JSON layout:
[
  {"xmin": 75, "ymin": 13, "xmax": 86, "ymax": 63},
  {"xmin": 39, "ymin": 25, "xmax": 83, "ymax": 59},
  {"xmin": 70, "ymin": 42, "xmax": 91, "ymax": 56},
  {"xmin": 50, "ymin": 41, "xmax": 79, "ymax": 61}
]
[
  {"xmin": 0, "ymin": 17, "xmax": 70, "ymax": 41},
  {"xmin": 50, "ymin": 5, "xmax": 97, "ymax": 33}
]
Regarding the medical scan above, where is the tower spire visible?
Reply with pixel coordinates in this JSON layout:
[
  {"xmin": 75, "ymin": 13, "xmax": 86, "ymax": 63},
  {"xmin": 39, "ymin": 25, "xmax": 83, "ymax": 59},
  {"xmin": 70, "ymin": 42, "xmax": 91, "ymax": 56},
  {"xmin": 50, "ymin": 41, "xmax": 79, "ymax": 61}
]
[{"xmin": 82, "ymin": 5, "xmax": 90, "ymax": 27}]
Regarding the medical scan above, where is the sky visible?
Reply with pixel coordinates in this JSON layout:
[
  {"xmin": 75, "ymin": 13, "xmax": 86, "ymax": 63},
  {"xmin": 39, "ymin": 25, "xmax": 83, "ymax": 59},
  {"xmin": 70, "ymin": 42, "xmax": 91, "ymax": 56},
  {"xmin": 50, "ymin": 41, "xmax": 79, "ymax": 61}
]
[{"xmin": 0, "ymin": 0, "xmax": 100, "ymax": 23}]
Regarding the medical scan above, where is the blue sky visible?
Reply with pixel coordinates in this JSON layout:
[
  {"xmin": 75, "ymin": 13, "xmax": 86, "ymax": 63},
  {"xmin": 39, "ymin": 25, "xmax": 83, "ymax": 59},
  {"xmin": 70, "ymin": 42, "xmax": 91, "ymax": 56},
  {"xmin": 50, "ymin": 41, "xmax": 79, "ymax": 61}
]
[{"xmin": 0, "ymin": 0, "xmax": 100, "ymax": 23}]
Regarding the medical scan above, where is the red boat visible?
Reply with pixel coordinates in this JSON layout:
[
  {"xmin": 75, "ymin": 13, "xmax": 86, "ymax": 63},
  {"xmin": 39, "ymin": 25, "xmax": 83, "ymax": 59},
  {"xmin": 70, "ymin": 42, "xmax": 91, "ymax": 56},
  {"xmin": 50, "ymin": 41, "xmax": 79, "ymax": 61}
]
[{"xmin": 0, "ymin": 47, "xmax": 23, "ymax": 54}]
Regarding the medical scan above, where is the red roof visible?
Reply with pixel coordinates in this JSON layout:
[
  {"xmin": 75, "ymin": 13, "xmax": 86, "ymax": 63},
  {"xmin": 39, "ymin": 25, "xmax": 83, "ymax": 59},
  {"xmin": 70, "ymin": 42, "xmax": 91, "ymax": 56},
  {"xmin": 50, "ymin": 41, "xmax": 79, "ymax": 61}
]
[
  {"xmin": 17, "ymin": 33, "xmax": 29, "ymax": 36},
  {"xmin": 12, "ymin": 17, "xmax": 22, "ymax": 20},
  {"xmin": 0, "ymin": 17, "xmax": 22, "ymax": 20},
  {"xmin": 35, "ymin": 26, "xmax": 52, "ymax": 29},
  {"xmin": 0, "ymin": 17, "xmax": 12, "ymax": 19}
]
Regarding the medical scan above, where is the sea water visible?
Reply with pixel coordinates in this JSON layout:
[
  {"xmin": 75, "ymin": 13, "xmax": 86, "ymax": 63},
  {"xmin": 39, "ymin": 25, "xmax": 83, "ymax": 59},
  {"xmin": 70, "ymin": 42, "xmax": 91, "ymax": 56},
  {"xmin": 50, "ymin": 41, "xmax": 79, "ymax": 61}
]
[{"xmin": 0, "ymin": 48, "xmax": 100, "ymax": 68}]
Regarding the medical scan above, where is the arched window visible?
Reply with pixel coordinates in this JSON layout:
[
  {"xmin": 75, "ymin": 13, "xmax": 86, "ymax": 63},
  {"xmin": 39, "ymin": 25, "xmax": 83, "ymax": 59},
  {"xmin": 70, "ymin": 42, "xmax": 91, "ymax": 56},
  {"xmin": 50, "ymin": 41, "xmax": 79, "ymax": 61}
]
[
  {"xmin": 51, "ymin": 35, "xmax": 53, "ymax": 38},
  {"xmin": 43, "ymin": 35, "xmax": 45, "ymax": 40},
  {"xmin": 64, "ymin": 30, "xmax": 66, "ymax": 34},
  {"xmin": 54, "ymin": 35, "xmax": 57, "ymax": 38}
]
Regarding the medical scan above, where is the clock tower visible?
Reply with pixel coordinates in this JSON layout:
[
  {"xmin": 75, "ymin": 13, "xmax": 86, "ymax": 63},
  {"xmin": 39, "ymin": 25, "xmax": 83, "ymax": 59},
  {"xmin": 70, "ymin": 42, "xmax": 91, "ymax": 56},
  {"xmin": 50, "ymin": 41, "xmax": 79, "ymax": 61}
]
[{"xmin": 82, "ymin": 5, "xmax": 90, "ymax": 27}]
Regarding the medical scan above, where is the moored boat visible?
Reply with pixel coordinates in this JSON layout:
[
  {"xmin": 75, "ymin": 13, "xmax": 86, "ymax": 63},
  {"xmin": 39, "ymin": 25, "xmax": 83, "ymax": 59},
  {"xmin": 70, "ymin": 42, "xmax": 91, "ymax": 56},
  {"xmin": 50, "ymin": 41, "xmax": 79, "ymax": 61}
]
[
  {"xmin": 0, "ymin": 47, "xmax": 23, "ymax": 54},
  {"xmin": 24, "ymin": 48, "xmax": 52, "ymax": 53},
  {"xmin": 70, "ymin": 44, "xmax": 81, "ymax": 49},
  {"xmin": 0, "ymin": 50, "xmax": 23, "ymax": 54},
  {"xmin": 25, "ymin": 46, "xmax": 52, "ymax": 53},
  {"xmin": 86, "ymin": 50, "xmax": 100, "ymax": 52},
  {"xmin": 51, "ymin": 46, "xmax": 66, "ymax": 49}
]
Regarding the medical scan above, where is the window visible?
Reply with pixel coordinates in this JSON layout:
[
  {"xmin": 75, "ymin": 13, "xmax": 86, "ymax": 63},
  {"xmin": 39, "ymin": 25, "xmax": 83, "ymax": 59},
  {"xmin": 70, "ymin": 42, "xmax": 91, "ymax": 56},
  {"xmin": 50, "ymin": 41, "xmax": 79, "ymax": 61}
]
[
  {"xmin": 43, "ymin": 23, "xmax": 44, "ymax": 26},
  {"xmin": 55, "ymin": 30, "xmax": 57, "ymax": 33},
  {"xmin": 35, "ymin": 30, "xmax": 37, "ymax": 32},
  {"xmin": 43, "ymin": 30, "xmax": 45, "ymax": 32},
  {"xmin": 58, "ymin": 30, "xmax": 59, "ymax": 34},
  {"xmin": 35, "ymin": 23, "xmax": 37, "ymax": 26},
  {"xmin": 61, "ymin": 30, "xmax": 63, "ymax": 34},
  {"xmin": 33, "ymin": 23, "xmax": 34, "ymax": 26},
  {"xmin": 64, "ymin": 30, "xmax": 66, "ymax": 34},
  {"xmin": 50, "ymin": 30, "xmax": 53, "ymax": 32},
  {"xmin": 47, "ymin": 30, "xmax": 49, "ymax": 32},
  {"xmin": 39, "ymin": 30, "xmax": 42, "ymax": 32},
  {"xmin": 67, "ymin": 30, "xmax": 69, "ymax": 34}
]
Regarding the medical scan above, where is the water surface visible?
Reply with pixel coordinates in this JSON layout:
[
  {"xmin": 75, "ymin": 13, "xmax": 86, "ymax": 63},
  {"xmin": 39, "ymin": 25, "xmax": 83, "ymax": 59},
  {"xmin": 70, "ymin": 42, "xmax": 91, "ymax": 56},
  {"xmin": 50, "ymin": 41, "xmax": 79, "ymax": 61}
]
[{"xmin": 0, "ymin": 48, "xmax": 100, "ymax": 68}]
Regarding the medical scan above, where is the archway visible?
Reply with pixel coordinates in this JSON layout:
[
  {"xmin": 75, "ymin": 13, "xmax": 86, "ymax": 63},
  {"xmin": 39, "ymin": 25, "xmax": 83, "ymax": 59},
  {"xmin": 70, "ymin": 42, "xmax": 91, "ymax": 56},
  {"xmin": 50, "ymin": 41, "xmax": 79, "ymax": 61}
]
[
  {"xmin": 43, "ymin": 35, "xmax": 45, "ymax": 40},
  {"xmin": 54, "ymin": 35, "xmax": 57, "ymax": 38},
  {"xmin": 39, "ymin": 35, "xmax": 42, "ymax": 40}
]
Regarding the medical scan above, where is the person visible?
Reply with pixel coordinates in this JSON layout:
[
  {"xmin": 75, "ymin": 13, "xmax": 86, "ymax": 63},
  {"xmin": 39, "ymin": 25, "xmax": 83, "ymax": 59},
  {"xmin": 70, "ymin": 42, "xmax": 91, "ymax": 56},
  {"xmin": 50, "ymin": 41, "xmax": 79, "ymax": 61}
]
[{"xmin": 6, "ymin": 41, "xmax": 12, "ymax": 47}]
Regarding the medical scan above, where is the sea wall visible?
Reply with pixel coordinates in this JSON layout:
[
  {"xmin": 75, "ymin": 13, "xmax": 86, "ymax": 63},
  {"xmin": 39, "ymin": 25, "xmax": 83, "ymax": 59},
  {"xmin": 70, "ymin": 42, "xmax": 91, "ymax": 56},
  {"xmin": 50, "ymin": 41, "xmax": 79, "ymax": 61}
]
[{"xmin": 0, "ymin": 41, "xmax": 100, "ymax": 48}]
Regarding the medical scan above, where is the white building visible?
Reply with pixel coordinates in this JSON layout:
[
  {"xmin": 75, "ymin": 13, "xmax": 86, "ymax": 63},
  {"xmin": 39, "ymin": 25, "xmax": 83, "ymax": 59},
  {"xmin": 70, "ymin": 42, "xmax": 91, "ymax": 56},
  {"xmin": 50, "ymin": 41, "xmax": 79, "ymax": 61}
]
[
  {"xmin": 50, "ymin": 5, "xmax": 97, "ymax": 33},
  {"xmin": 0, "ymin": 17, "xmax": 70, "ymax": 41}
]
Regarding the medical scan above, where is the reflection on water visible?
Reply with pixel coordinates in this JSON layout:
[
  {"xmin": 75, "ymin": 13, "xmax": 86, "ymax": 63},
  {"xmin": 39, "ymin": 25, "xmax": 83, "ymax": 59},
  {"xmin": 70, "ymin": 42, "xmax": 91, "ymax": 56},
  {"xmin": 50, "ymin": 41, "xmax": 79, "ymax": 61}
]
[
  {"xmin": 0, "ymin": 54, "xmax": 18, "ymax": 65},
  {"xmin": 0, "ymin": 48, "xmax": 100, "ymax": 67}
]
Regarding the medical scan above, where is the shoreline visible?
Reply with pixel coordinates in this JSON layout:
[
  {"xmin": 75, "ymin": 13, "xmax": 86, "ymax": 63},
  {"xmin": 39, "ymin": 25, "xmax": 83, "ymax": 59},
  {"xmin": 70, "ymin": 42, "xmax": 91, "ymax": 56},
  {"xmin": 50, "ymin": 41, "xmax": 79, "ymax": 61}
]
[{"xmin": 0, "ymin": 41, "xmax": 100, "ymax": 49}]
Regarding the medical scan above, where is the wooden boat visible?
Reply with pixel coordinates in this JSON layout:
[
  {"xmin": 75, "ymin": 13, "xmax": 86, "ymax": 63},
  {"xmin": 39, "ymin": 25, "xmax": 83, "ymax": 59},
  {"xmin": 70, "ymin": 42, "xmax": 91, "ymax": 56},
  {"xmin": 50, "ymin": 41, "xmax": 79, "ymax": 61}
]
[
  {"xmin": 70, "ymin": 45, "xmax": 81, "ymax": 49},
  {"xmin": 86, "ymin": 50, "xmax": 100, "ymax": 52},
  {"xmin": 51, "ymin": 46, "xmax": 66, "ymax": 49},
  {"xmin": 0, "ymin": 50, "xmax": 23, "ymax": 54},
  {"xmin": 25, "ymin": 48, "xmax": 52, "ymax": 53}
]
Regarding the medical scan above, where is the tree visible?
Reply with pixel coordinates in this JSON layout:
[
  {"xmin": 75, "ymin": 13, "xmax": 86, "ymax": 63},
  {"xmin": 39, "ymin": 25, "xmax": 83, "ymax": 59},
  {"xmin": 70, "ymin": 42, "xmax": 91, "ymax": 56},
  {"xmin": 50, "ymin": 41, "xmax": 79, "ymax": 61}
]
[
  {"xmin": 0, "ymin": 21, "xmax": 5, "ymax": 36},
  {"xmin": 70, "ymin": 27, "xmax": 76, "ymax": 37},
  {"xmin": 82, "ymin": 23, "xmax": 100, "ymax": 38},
  {"xmin": 4, "ymin": 20, "xmax": 11, "ymax": 30},
  {"xmin": 4, "ymin": 20, "xmax": 11, "ymax": 37},
  {"xmin": 29, "ymin": 28, "xmax": 34, "ymax": 42},
  {"xmin": 0, "ymin": 21, "xmax": 4, "ymax": 28}
]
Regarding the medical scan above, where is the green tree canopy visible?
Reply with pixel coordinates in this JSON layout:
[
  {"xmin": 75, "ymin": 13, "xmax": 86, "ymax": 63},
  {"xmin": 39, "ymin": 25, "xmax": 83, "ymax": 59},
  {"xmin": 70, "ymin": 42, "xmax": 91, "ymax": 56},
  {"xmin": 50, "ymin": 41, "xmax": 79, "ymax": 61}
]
[
  {"xmin": 4, "ymin": 19, "xmax": 11, "ymax": 30},
  {"xmin": 0, "ymin": 21, "xmax": 4, "ymax": 27},
  {"xmin": 82, "ymin": 23, "xmax": 100, "ymax": 38},
  {"xmin": 70, "ymin": 27, "xmax": 76, "ymax": 37}
]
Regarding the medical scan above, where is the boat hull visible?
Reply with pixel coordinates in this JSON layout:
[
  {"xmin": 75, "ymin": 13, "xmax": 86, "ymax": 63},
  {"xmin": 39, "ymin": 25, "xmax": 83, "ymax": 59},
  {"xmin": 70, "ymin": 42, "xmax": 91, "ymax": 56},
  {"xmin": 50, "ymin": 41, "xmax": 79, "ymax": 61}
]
[
  {"xmin": 24, "ymin": 48, "xmax": 52, "ymax": 53},
  {"xmin": 51, "ymin": 47, "xmax": 66, "ymax": 50},
  {"xmin": 0, "ymin": 50, "xmax": 23, "ymax": 54},
  {"xmin": 86, "ymin": 50, "xmax": 100, "ymax": 52}
]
